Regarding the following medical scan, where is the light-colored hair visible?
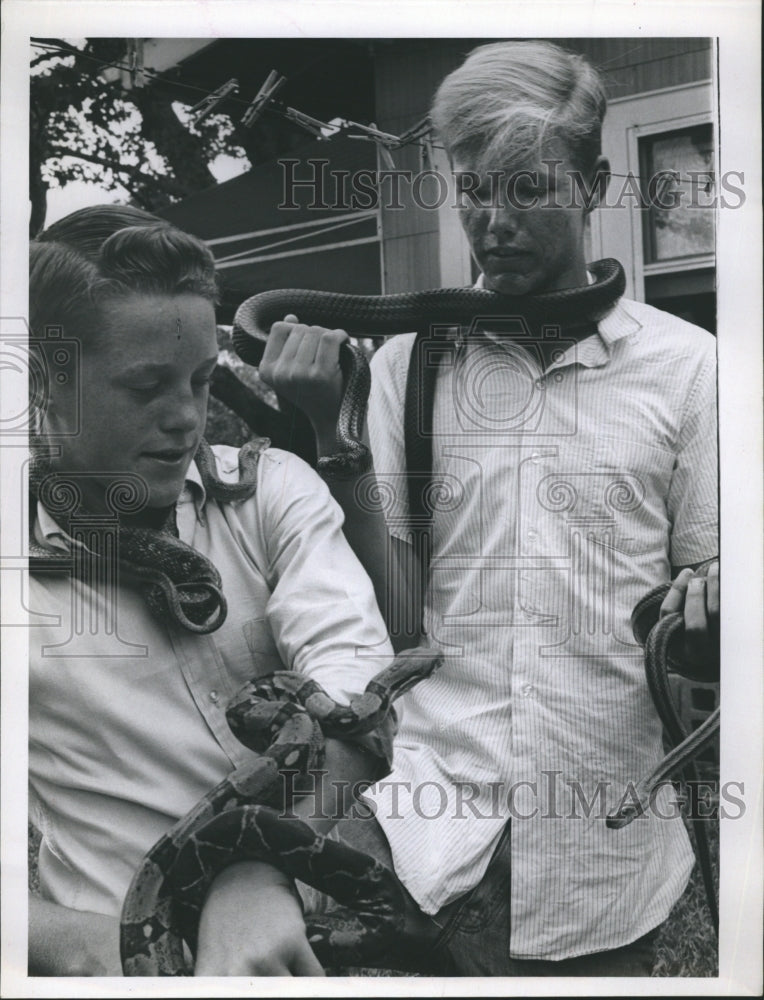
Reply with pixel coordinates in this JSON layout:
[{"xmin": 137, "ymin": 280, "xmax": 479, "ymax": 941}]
[{"xmin": 431, "ymin": 40, "xmax": 607, "ymax": 176}]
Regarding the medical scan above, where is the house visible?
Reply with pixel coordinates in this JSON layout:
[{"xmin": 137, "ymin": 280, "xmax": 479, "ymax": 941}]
[{"xmin": 146, "ymin": 37, "xmax": 716, "ymax": 331}]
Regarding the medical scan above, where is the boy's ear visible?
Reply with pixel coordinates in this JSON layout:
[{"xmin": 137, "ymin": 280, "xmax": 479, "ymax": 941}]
[{"xmin": 584, "ymin": 156, "xmax": 611, "ymax": 214}]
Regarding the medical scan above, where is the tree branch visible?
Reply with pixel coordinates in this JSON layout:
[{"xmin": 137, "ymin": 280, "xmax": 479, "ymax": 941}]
[{"xmin": 46, "ymin": 145, "xmax": 183, "ymax": 195}]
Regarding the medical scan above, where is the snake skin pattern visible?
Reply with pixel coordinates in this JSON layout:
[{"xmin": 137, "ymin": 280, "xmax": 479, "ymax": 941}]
[
  {"xmin": 231, "ymin": 259, "xmax": 626, "ymax": 474},
  {"xmin": 28, "ymin": 437, "xmax": 269, "ymax": 634},
  {"xmin": 120, "ymin": 646, "xmax": 443, "ymax": 975}
]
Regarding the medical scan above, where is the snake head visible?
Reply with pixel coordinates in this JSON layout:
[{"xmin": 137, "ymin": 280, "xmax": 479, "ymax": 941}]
[{"xmin": 384, "ymin": 645, "xmax": 445, "ymax": 702}]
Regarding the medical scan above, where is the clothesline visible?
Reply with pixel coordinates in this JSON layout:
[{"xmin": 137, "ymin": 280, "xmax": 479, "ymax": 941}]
[{"xmin": 31, "ymin": 38, "xmax": 715, "ymax": 190}]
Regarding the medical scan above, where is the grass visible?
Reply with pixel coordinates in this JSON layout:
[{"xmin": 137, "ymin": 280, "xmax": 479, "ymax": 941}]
[
  {"xmin": 28, "ymin": 812, "xmax": 719, "ymax": 978},
  {"xmin": 652, "ymin": 816, "xmax": 719, "ymax": 977}
]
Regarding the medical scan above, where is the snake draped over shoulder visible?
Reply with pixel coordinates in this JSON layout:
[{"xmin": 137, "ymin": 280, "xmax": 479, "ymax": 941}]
[
  {"xmin": 120, "ymin": 646, "xmax": 443, "ymax": 975},
  {"xmin": 231, "ymin": 259, "xmax": 626, "ymax": 473}
]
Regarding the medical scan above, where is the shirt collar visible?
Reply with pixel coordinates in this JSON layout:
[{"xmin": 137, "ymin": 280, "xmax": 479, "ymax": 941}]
[
  {"xmin": 471, "ymin": 270, "xmax": 641, "ymax": 370},
  {"xmin": 34, "ymin": 458, "xmax": 207, "ymax": 549}
]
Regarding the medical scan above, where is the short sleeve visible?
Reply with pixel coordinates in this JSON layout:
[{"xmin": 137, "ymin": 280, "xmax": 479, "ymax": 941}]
[
  {"xmin": 667, "ymin": 339, "xmax": 719, "ymax": 567},
  {"xmin": 368, "ymin": 334, "xmax": 417, "ymax": 541}
]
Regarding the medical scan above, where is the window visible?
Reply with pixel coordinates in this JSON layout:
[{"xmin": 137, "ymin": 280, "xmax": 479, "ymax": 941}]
[
  {"xmin": 594, "ymin": 79, "xmax": 716, "ymax": 333},
  {"xmin": 639, "ymin": 124, "xmax": 715, "ymax": 264},
  {"xmin": 638, "ymin": 122, "xmax": 716, "ymax": 333}
]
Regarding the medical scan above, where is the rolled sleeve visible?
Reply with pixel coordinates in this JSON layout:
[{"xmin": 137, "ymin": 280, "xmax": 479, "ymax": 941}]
[{"xmin": 257, "ymin": 449, "xmax": 393, "ymax": 702}]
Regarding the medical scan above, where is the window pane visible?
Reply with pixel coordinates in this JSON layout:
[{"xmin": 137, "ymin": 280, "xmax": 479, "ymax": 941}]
[{"xmin": 640, "ymin": 124, "xmax": 715, "ymax": 262}]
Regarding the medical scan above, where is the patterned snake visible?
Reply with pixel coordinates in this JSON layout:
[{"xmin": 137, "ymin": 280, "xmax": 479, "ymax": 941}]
[
  {"xmin": 120, "ymin": 646, "xmax": 443, "ymax": 975},
  {"xmin": 118, "ymin": 264, "xmax": 715, "ymax": 967},
  {"xmin": 231, "ymin": 258, "xmax": 626, "ymax": 474}
]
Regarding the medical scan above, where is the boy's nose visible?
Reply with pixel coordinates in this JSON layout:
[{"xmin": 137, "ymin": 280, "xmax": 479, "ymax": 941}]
[{"xmin": 485, "ymin": 201, "xmax": 521, "ymax": 239}]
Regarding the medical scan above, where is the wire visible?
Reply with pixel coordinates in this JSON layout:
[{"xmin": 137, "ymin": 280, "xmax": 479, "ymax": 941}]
[
  {"xmin": 29, "ymin": 38, "xmax": 436, "ymax": 153},
  {"xmin": 30, "ymin": 38, "xmax": 715, "ymax": 180}
]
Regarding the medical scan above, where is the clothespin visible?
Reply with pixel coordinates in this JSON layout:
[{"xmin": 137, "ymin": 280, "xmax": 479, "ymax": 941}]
[
  {"xmin": 393, "ymin": 115, "xmax": 432, "ymax": 149},
  {"xmin": 125, "ymin": 39, "xmax": 145, "ymax": 89},
  {"xmin": 375, "ymin": 141, "xmax": 397, "ymax": 172},
  {"xmin": 344, "ymin": 119, "xmax": 401, "ymax": 146},
  {"xmin": 241, "ymin": 70, "xmax": 287, "ymax": 129},
  {"xmin": 420, "ymin": 134, "xmax": 435, "ymax": 171},
  {"xmin": 190, "ymin": 78, "xmax": 239, "ymax": 126},
  {"xmin": 282, "ymin": 106, "xmax": 333, "ymax": 139}
]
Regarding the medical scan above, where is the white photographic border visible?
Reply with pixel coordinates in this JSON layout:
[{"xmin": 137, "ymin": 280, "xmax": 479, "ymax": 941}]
[{"xmin": 2, "ymin": 1, "xmax": 761, "ymax": 996}]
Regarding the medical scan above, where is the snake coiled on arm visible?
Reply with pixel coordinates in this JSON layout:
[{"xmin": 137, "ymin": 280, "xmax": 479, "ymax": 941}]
[{"xmin": 120, "ymin": 646, "xmax": 443, "ymax": 975}]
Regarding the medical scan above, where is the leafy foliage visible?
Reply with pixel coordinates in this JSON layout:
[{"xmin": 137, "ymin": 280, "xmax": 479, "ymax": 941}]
[{"xmin": 30, "ymin": 38, "xmax": 248, "ymax": 235}]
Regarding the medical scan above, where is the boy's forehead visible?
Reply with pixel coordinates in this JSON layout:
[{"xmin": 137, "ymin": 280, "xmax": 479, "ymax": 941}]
[
  {"xmin": 453, "ymin": 137, "xmax": 579, "ymax": 180},
  {"xmin": 83, "ymin": 293, "xmax": 217, "ymax": 363}
]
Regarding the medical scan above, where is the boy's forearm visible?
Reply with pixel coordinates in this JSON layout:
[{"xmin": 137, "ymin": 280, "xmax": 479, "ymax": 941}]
[
  {"xmin": 291, "ymin": 736, "xmax": 383, "ymax": 834},
  {"xmin": 315, "ymin": 469, "xmax": 423, "ymax": 652},
  {"xmin": 28, "ymin": 894, "xmax": 122, "ymax": 976}
]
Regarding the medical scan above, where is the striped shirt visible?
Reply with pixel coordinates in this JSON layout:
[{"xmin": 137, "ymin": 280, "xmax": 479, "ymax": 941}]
[
  {"xmin": 29, "ymin": 446, "xmax": 392, "ymax": 917},
  {"xmin": 364, "ymin": 295, "xmax": 718, "ymax": 959}
]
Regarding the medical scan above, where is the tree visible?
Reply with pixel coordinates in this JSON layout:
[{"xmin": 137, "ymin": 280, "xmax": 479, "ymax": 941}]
[
  {"xmin": 29, "ymin": 37, "xmax": 317, "ymax": 456},
  {"xmin": 29, "ymin": 37, "xmax": 248, "ymax": 236}
]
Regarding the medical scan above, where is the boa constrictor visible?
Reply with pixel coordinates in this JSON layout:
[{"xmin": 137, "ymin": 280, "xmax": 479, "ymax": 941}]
[{"xmin": 120, "ymin": 646, "xmax": 443, "ymax": 975}]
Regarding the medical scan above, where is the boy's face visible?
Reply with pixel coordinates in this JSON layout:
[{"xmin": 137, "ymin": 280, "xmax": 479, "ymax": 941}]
[
  {"xmin": 453, "ymin": 139, "xmax": 606, "ymax": 296},
  {"xmin": 47, "ymin": 292, "xmax": 218, "ymax": 511}
]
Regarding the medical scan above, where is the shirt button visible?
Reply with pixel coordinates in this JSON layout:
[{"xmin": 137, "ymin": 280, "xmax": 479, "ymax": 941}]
[
  {"xmin": 521, "ymin": 683, "xmax": 535, "ymax": 697},
  {"xmin": 209, "ymin": 690, "xmax": 219, "ymax": 703},
  {"xmin": 527, "ymin": 529, "xmax": 537, "ymax": 540},
  {"xmin": 531, "ymin": 452, "xmax": 541, "ymax": 464},
  {"xmin": 535, "ymin": 377, "xmax": 546, "ymax": 390}
]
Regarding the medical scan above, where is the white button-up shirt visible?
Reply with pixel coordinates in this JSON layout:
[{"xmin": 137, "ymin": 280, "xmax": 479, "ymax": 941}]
[
  {"xmin": 365, "ymin": 295, "xmax": 718, "ymax": 959},
  {"xmin": 29, "ymin": 445, "xmax": 392, "ymax": 917}
]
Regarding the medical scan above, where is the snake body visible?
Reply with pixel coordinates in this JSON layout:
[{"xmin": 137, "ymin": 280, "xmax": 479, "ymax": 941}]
[
  {"xmin": 606, "ymin": 571, "xmax": 720, "ymax": 934},
  {"xmin": 120, "ymin": 646, "xmax": 443, "ymax": 975},
  {"xmin": 606, "ymin": 576, "xmax": 720, "ymax": 829},
  {"xmin": 232, "ymin": 258, "xmax": 626, "ymax": 473}
]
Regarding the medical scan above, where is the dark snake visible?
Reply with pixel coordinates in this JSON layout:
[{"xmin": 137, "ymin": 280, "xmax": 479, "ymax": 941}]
[
  {"xmin": 232, "ymin": 259, "xmax": 717, "ymax": 800},
  {"xmin": 120, "ymin": 646, "xmax": 443, "ymax": 975},
  {"xmin": 231, "ymin": 258, "xmax": 626, "ymax": 474},
  {"xmin": 606, "ymin": 565, "xmax": 720, "ymax": 933}
]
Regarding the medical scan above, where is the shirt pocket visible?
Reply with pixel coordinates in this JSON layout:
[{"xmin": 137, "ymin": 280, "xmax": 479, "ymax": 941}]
[{"xmin": 240, "ymin": 616, "xmax": 284, "ymax": 677}]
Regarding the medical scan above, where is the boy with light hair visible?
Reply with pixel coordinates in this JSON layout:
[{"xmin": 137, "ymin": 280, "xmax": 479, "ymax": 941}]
[{"xmin": 169, "ymin": 40, "xmax": 721, "ymax": 976}]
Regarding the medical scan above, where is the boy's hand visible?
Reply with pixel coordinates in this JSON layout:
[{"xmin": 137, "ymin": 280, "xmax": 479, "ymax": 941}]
[
  {"xmin": 660, "ymin": 560, "xmax": 720, "ymax": 680},
  {"xmin": 258, "ymin": 314, "xmax": 349, "ymax": 456},
  {"xmin": 194, "ymin": 860, "xmax": 324, "ymax": 976}
]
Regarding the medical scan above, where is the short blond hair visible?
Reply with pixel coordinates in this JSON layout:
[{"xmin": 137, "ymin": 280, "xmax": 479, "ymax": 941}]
[{"xmin": 431, "ymin": 40, "xmax": 607, "ymax": 175}]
